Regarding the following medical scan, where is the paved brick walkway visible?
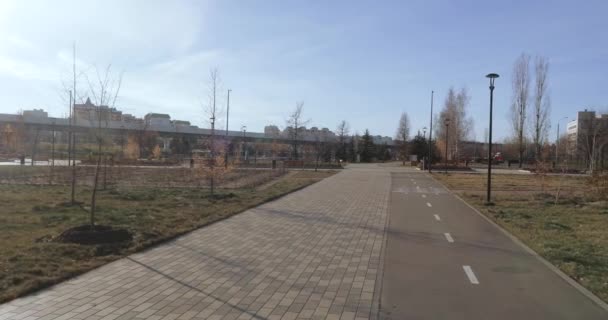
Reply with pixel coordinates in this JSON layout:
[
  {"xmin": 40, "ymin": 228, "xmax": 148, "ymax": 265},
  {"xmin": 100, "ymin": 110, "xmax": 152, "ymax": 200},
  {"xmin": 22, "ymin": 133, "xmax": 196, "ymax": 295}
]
[{"xmin": 0, "ymin": 167, "xmax": 391, "ymax": 320}]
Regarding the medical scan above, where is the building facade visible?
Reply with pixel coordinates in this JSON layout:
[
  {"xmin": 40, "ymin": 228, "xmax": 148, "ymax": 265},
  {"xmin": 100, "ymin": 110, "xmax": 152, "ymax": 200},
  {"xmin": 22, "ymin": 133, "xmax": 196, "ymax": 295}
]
[{"xmin": 566, "ymin": 110, "xmax": 608, "ymax": 169}]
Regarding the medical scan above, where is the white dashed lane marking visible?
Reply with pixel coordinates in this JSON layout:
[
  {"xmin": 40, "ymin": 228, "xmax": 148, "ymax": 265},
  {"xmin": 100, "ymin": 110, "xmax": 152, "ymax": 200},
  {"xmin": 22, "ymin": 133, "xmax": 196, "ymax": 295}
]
[
  {"xmin": 434, "ymin": 214, "xmax": 441, "ymax": 221},
  {"xmin": 463, "ymin": 265, "xmax": 480, "ymax": 284},
  {"xmin": 426, "ymin": 202, "xmax": 432, "ymax": 207},
  {"xmin": 444, "ymin": 233, "xmax": 454, "ymax": 243}
]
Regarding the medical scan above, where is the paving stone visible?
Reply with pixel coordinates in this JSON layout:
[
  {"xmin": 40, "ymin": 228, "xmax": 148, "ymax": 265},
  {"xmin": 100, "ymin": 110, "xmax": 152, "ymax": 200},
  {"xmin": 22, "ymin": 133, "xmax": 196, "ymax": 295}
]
[{"xmin": 0, "ymin": 167, "xmax": 390, "ymax": 319}]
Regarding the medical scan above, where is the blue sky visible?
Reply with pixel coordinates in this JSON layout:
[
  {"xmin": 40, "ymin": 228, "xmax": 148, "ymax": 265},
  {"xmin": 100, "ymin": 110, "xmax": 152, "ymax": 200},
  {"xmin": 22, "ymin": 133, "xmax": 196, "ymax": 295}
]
[{"xmin": 0, "ymin": 0, "xmax": 606, "ymax": 141}]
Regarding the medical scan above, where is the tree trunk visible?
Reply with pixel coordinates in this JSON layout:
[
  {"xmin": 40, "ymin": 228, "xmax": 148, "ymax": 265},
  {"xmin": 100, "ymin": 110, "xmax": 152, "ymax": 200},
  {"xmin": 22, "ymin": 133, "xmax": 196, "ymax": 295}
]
[
  {"xmin": 70, "ymin": 133, "xmax": 77, "ymax": 205},
  {"xmin": 30, "ymin": 129, "xmax": 40, "ymax": 166},
  {"xmin": 518, "ymin": 132, "xmax": 524, "ymax": 168},
  {"xmin": 90, "ymin": 140, "xmax": 102, "ymax": 228},
  {"xmin": 102, "ymin": 154, "xmax": 107, "ymax": 190}
]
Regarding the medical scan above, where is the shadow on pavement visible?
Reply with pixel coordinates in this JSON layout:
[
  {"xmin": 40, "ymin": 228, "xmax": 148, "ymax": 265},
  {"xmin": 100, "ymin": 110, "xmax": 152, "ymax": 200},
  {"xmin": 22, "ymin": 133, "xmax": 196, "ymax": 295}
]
[{"xmin": 126, "ymin": 257, "xmax": 268, "ymax": 320}]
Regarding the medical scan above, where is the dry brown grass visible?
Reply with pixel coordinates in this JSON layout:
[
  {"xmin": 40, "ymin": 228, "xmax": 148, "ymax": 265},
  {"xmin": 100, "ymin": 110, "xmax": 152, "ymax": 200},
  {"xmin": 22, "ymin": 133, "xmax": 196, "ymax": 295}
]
[
  {"xmin": 0, "ymin": 170, "xmax": 337, "ymax": 303},
  {"xmin": 433, "ymin": 172, "xmax": 608, "ymax": 303}
]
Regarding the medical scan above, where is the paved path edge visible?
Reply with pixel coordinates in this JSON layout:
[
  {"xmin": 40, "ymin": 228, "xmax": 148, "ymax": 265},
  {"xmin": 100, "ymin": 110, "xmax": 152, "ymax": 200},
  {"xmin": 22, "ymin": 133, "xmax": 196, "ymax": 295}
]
[
  {"xmin": 1, "ymin": 173, "xmax": 331, "ymax": 306},
  {"xmin": 370, "ymin": 173, "xmax": 393, "ymax": 320},
  {"xmin": 428, "ymin": 172, "xmax": 608, "ymax": 313}
]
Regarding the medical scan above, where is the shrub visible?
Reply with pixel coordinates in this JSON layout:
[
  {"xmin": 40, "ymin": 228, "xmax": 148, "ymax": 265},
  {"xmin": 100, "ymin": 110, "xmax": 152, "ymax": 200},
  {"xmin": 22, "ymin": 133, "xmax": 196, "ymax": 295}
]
[{"xmin": 588, "ymin": 171, "xmax": 608, "ymax": 201}]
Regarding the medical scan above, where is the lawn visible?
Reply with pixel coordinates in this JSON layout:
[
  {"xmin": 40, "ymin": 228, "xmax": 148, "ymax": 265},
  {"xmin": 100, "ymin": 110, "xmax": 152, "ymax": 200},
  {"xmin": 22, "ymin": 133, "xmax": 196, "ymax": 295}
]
[
  {"xmin": 432, "ymin": 172, "xmax": 608, "ymax": 303},
  {"xmin": 0, "ymin": 169, "xmax": 337, "ymax": 303}
]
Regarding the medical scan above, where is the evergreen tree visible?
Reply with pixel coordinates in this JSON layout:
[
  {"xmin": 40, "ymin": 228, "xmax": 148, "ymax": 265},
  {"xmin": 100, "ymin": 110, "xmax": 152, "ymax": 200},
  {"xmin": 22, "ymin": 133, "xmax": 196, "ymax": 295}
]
[
  {"xmin": 407, "ymin": 132, "xmax": 442, "ymax": 163},
  {"xmin": 376, "ymin": 143, "xmax": 390, "ymax": 161},
  {"xmin": 410, "ymin": 133, "xmax": 427, "ymax": 159},
  {"xmin": 359, "ymin": 129, "xmax": 376, "ymax": 162}
]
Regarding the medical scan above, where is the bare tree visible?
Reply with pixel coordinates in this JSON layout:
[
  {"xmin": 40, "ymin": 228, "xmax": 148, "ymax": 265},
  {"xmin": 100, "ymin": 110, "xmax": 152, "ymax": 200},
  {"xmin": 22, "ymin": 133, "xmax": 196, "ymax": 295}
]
[
  {"xmin": 86, "ymin": 64, "xmax": 123, "ymax": 227},
  {"xmin": 29, "ymin": 127, "xmax": 40, "ymax": 166},
  {"xmin": 435, "ymin": 87, "xmax": 473, "ymax": 161},
  {"xmin": 205, "ymin": 68, "xmax": 220, "ymax": 194},
  {"xmin": 511, "ymin": 53, "xmax": 531, "ymax": 168},
  {"xmin": 580, "ymin": 110, "xmax": 608, "ymax": 173},
  {"xmin": 395, "ymin": 113, "xmax": 410, "ymax": 165},
  {"xmin": 286, "ymin": 102, "xmax": 309, "ymax": 160},
  {"xmin": 58, "ymin": 44, "xmax": 86, "ymax": 205},
  {"xmin": 312, "ymin": 129, "xmax": 329, "ymax": 171},
  {"xmin": 531, "ymin": 55, "xmax": 551, "ymax": 161},
  {"xmin": 336, "ymin": 120, "xmax": 350, "ymax": 161},
  {"xmin": 198, "ymin": 68, "xmax": 232, "ymax": 195}
]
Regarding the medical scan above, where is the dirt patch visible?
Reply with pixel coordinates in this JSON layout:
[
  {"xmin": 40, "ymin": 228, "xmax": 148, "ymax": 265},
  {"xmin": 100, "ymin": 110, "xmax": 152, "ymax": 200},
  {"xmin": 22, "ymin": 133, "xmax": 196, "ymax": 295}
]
[{"xmin": 56, "ymin": 225, "xmax": 133, "ymax": 245}]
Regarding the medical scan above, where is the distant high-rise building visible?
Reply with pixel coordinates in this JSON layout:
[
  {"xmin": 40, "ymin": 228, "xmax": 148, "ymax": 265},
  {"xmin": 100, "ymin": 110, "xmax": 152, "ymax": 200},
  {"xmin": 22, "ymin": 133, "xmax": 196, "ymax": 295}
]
[
  {"xmin": 566, "ymin": 109, "xmax": 608, "ymax": 166},
  {"xmin": 264, "ymin": 125, "xmax": 281, "ymax": 138}
]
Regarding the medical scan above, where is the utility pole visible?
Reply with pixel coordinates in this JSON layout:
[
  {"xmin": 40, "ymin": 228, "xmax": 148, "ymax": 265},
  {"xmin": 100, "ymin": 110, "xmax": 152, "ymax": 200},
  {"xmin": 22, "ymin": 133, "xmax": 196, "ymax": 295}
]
[
  {"xmin": 428, "ymin": 91, "xmax": 434, "ymax": 173},
  {"xmin": 225, "ymin": 89, "xmax": 231, "ymax": 168},
  {"xmin": 422, "ymin": 127, "xmax": 427, "ymax": 170}
]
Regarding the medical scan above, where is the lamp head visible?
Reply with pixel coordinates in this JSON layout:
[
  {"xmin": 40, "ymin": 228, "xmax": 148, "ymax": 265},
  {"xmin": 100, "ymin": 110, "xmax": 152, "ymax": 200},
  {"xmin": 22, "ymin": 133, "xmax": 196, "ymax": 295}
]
[{"xmin": 486, "ymin": 73, "xmax": 499, "ymax": 88}]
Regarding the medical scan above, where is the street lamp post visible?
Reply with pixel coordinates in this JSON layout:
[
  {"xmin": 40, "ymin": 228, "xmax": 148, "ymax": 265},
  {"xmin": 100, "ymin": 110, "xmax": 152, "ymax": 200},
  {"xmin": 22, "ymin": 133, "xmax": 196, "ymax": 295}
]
[
  {"xmin": 486, "ymin": 73, "xmax": 499, "ymax": 204},
  {"xmin": 422, "ymin": 126, "xmax": 427, "ymax": 170},
  {"xmin": 556, "ymin": 116, "xmax": 568, "ymax": 166},
  {"xmin": 428, "ymin": 91, "xmax": 434, "ymax": 173},
  {"xmin": 444, "ymin": 119, "xmax": 450, "ymax": 174}
]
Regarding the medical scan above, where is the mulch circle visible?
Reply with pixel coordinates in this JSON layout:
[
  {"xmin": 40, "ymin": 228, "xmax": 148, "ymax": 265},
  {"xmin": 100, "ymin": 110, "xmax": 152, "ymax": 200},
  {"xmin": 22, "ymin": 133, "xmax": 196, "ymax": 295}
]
[{"xmin": 56, "ymin": 225, "xmax": 133, "ymax": 245}]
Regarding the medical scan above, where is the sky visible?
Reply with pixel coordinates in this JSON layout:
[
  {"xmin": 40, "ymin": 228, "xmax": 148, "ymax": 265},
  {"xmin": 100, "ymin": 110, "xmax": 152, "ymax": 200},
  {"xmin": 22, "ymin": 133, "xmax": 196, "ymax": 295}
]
[{"xmin": 0, "ymin": 0, "xmax": 606, "ymax": 141}]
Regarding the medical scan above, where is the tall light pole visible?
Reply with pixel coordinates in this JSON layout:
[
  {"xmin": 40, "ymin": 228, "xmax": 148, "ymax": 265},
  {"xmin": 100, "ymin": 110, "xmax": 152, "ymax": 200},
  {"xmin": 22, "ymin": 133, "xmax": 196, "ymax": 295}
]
[
  {"xmin": 428, "ymin": 91, "xmax": 434, "ymax": 173},
  {"xmin": 422, "ymin": 126, "xmax": 427, "ymax": 170},
  {"xmin": 225, "ymin": 89, "xmax": 231, "ymax": 136},
  {"xmin": 486, "ymin": 73, "xmax": 499, "ymax": 204},
  {"xmin": 556, "ymin": 116, "xmax": 568, "ymax": 165},
  {"xmin": 225, "ymin": 89, "xmax": 231, "ymax": 168},
  {"xmin": 444, "ymin": 119, "xmax": 450, "ymax": 174}
]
